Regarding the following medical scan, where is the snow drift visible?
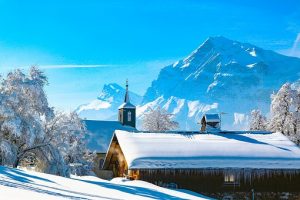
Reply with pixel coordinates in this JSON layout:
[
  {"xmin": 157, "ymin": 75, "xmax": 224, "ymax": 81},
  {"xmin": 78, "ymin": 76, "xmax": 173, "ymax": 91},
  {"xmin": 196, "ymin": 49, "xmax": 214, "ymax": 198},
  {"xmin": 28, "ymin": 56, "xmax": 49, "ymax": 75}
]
[{"xmin": 0, "ymin": 166, "xmax": 211, "ymax": 200}]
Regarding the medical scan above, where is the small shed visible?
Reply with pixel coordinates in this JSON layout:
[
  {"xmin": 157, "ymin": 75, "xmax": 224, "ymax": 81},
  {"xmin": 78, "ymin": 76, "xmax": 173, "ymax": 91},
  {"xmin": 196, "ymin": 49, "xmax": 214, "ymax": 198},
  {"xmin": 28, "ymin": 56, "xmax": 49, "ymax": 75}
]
[{"xmin": 201, "ymin": 113, "xmax": 221, "ymax": 132}]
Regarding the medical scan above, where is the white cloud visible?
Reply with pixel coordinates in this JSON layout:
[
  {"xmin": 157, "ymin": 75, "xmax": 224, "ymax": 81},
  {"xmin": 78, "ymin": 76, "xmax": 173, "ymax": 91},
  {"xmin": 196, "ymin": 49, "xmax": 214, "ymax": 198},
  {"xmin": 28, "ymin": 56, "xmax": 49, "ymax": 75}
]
[
  {"xmin": 291, "ymin": 33, "xmax": 300, "ymax": 56},
  {"xmin": 277, "ymin": 33, "xmax": 300, "ymax": 58},
  {"xmin": 40, "ymin": 58, "xmax": 178, "ymax": 70},
  {"xmin": 39, "ymin": 64, "xmax": 115, "ymax": 69}
]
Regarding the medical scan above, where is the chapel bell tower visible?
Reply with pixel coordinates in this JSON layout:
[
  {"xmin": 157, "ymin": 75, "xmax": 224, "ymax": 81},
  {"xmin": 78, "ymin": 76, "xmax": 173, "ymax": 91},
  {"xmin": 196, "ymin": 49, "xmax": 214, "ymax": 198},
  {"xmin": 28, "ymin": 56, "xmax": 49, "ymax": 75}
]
[{"xmin": 118, "ymin": 80, "xmax": 136, "ymax": 128}]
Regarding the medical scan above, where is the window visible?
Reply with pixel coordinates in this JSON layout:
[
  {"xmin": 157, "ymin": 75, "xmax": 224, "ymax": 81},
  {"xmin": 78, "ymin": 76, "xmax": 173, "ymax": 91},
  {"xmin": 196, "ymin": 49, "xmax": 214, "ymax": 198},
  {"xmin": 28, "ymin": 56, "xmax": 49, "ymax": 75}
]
[
  {"xmin": 128, "ymin": 111, "xmax": 131, "ymax": 122},
  {"xmin": 99, "ymin": 159, "xmax": 104, "ymax": 170},
  {"xmin": 224, "ymin": 174, "xmax": 235, "ymax": 183},
  {"xmin": 224, "ymin": 174, "xmax": 239, "ymax": 185}
]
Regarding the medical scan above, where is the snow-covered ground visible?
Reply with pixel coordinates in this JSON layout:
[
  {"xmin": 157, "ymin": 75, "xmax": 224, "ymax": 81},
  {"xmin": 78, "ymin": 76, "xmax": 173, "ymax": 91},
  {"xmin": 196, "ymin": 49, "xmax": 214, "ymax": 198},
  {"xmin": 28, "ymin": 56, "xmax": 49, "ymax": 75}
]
[{"xmin": 0, "ymin": 166, "xmax": 211, "ymax": 200}]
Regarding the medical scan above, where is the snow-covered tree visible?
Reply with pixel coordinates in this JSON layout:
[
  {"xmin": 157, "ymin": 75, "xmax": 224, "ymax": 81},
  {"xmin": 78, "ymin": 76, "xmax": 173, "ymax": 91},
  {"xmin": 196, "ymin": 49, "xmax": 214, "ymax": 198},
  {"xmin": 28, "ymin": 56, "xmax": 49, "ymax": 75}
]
[
  {"xmin": 0, "ymin": 67, "xmax": 93, "ymax": 176},
  {"xmin": 269, "ymin": 83, "xmax": 293, "ymax": 134},
  {"xmin": 268, "ymin": 82, "xmax": 300, "ymax": 144},
  {"xmin": 249, "ymin": 109, "xmax": 267, "ymax": 131},
  {"xmin": 289, "ymin": 85, "xmax": 300, "ymax": 144},
  {"xmin": 142, "ymin": 106, "xmax": 179, "ymax": 131},
  {"xmin": 0, "ymin": 67, "xmax": 53, "ymax": 167},
  {"xmin": 42, "ymin": 111, "xmax": 94, "ymax": 176}
]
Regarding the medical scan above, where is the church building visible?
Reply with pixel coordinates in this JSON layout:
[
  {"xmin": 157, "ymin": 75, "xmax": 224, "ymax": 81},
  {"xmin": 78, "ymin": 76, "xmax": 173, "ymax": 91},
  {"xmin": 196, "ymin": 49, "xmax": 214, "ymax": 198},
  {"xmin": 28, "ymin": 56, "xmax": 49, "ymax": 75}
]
[{"xmin": 84, "ymin": 80, "xmax": 137, "ymax": 179}]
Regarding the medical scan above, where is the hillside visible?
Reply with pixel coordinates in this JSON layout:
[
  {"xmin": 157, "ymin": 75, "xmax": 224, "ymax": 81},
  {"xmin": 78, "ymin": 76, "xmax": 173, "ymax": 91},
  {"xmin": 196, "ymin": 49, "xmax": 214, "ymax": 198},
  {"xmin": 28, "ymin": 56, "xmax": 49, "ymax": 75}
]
[{"xmin": 0, "ymin": 166, "xmax": 210, "ymax": 200}]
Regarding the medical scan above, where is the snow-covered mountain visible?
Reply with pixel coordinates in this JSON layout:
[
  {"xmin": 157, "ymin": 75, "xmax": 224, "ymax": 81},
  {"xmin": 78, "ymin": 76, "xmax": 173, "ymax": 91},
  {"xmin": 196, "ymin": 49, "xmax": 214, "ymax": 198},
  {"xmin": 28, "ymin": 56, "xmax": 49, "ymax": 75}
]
[
  {"xmin": 142, "ymin": 36, "xmax": 300, "ymax": 130},
  {"xmin": 77, "ymin": 83, "xmax": 142, "ymax": 120},
  {"xmin": 78, "ymin": 36, "xmax": 300, "ymax": 130},
  {"xmin": 144, "ymin": 37, "xmax": 300, "ymax": 102}
]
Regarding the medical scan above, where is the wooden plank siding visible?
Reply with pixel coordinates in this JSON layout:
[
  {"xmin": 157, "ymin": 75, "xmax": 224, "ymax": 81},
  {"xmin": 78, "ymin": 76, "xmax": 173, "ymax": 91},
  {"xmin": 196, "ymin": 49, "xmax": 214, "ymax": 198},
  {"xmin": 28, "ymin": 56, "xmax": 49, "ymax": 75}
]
[
  {"xmin": 138, "ymin": 169, "xmax": 300, "ymax": 199},
  {"xmin": 103, "ymin": 135, "xmax": 129, "ymax": 177}
]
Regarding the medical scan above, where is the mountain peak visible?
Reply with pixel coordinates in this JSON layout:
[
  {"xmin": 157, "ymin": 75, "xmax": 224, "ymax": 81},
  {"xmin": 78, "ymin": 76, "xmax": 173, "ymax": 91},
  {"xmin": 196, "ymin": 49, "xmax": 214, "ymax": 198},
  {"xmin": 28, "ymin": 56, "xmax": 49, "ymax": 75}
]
[
  {"xmin": 144, "ymin": 37, "xmax": 300, "ymax": 102},
  {"xmin": 103, "ymin": 83, "xmax": 123, "ymax": 92},
  {"xmin": 177, "ymin": 36, "xmax": 264, "ymax": 71},
  {"xmin": 77, "ymin": 83, "xmax": 142, "ymax": 120},
  {"xmin": 199, "ymin": 36, "xmax": 247, "ymax": 52},
  {"xmin": 98, "ymin": 83, "xmax": 124, "ymax": 101},
  {"xmin": 205, "ymin": 36, "xmax": 233, "ymax": 43}
]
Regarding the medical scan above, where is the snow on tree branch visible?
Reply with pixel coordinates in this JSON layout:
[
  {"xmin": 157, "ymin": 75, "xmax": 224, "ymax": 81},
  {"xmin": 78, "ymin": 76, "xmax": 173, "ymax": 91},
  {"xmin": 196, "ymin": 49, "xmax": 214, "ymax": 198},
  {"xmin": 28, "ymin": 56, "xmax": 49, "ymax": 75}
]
[
  {"xmin": 249, "ymin": 109, "xmax": 267, "ymax": 131},
  {"xmin": 250, "ymin": 82, "xmax": 300, "ymax": 145},
  {"xmin": 142, "ymin": 106, "xmax": 179, "ymax": 131},
  {"xmin": 0, "ymin": 67, "xmax": 94, "ymax": 176}
]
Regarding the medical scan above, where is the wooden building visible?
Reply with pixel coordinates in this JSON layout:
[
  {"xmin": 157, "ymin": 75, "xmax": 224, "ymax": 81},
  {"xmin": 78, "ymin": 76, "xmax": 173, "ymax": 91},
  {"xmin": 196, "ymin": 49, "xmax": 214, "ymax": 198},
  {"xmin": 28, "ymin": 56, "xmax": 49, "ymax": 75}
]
[
  {"xmin": 201, "ymin": 113, "xmax": 220, "ymax": 132},
  {"xmin": 103, "ymin": 130, "xmax": 300, "ymax": 199}
]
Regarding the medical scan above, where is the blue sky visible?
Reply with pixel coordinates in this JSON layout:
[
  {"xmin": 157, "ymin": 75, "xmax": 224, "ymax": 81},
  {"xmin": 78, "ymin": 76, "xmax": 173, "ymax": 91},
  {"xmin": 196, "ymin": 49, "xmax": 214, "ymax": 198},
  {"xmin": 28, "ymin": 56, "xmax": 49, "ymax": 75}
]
[{"xmin": 0, "ymin": 0, "xmax": 299, "ymax": 110}]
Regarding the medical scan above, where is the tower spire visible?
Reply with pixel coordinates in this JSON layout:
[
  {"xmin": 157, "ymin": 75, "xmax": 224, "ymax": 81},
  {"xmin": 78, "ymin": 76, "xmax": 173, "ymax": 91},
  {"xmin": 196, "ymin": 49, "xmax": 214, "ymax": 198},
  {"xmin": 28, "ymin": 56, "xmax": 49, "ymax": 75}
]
[
  {"xmin": 124, "ymin": 79, "xmax": 130, "ymax": 103},
  {"xmin": 118, "ymin": 79, "xmax": 136, "ymax": 128}
]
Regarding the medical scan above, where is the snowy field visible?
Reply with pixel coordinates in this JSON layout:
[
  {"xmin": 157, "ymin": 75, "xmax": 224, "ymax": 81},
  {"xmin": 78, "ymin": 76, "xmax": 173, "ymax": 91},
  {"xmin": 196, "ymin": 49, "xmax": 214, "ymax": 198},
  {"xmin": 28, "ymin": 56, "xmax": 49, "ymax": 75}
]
[{"xmin": 0, "ymin": 166, "xmax": 211, "ymax": 200}]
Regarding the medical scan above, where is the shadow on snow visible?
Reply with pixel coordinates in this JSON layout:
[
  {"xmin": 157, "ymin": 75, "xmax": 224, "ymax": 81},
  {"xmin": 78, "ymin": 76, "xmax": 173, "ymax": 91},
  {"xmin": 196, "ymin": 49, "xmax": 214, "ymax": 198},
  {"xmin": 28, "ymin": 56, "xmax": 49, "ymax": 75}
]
[
  {"xmin": 0, "ymin": 166, "xmax": 189, "ymax": 200},
  {"xmin": 74, "ymin": 178, "xmax": 186, "ymax": 200}
]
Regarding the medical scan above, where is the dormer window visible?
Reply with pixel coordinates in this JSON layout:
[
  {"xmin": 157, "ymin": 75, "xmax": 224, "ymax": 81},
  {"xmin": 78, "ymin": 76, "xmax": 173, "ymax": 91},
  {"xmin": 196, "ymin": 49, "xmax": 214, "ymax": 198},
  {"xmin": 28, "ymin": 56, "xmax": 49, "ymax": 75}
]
[{"xmin": 128, "ymin": 111, "xmax": 131, "ymax": 122}]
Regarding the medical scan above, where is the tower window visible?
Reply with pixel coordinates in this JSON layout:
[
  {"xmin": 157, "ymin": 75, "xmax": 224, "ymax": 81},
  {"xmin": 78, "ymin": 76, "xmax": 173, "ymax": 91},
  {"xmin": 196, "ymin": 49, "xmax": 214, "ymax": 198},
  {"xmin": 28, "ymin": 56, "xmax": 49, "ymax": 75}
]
[{"xmin": 128, "ymin": 111, "xmax": 131, "ymax": 122}]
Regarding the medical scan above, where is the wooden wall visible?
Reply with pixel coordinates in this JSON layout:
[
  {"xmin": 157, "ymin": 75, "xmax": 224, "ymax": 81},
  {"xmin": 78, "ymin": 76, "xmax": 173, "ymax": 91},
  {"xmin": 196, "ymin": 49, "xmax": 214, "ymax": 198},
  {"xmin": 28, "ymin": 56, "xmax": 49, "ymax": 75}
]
[
  {"xmin": 137, "ymin": 169, "xmax": 300, "ymax": 198},
  {"xmin": 103, "ymin": 138, "xmax": 128, "ymax": 177}
]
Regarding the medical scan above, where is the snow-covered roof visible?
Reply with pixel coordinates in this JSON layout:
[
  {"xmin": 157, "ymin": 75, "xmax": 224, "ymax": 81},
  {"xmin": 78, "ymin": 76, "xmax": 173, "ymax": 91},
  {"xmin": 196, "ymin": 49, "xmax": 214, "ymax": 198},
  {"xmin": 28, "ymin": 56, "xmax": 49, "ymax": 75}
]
[
  {"xmin": 204, "ymin": 114, "xmax": 220, "ymax": 122},
  {"xmin": 84, "ymin": 120, "xmax": 136, "ymax": 152},
  {"xmin": 118, "ymin": 102, "xmax": 136, "ymax": 109},
  {"xmin": 115, "ymin": 130, "xmax": 300, "ymax": 169}
]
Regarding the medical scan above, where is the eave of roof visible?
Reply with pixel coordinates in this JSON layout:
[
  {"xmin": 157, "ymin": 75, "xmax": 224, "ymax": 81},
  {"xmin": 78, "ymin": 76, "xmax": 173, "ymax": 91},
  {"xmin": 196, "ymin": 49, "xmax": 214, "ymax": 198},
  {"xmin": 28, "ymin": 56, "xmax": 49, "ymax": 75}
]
[{"xmin": 118, "ymin": 102, "xmax": 136, "ymax": 109}]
